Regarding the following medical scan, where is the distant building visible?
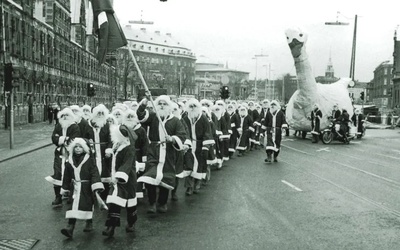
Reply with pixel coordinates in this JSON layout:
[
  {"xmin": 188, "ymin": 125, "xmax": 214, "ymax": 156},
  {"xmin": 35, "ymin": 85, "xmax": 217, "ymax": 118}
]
[
  {"xmin": 368, "ymin": 61, "xmax": 393, "ymax": 111},
  {"xmin": 315, "ymin": 56, "xmax": 340, "ymax": 84},
  {"xmin": 392, "ymin": 29, "xmax": 400, "ymax": 112},
  {"xmin": 195, "ymin": 56, "xmax": 250, "ymax": 100}
]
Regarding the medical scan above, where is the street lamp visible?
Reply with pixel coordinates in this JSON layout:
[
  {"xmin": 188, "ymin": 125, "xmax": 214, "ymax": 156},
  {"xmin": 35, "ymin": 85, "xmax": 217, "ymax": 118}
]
[
  {"xmin": 325, "ymin": 12, "xmax": 358, "ymax": 82},
  {"xmin": 252, "ymin": 53, "xmax": 268, "ymax": 100}
]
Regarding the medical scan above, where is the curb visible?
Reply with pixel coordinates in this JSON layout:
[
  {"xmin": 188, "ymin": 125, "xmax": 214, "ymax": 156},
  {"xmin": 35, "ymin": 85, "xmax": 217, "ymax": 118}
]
[{"xmin": 0, "ymin": 143, "xmax": 53, "ymax": 164}]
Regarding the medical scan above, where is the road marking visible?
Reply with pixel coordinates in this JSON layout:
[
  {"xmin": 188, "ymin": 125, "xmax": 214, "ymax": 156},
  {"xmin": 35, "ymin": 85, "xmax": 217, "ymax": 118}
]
[
  {"xmin": 392, "ymin": 149, "xmax": 400, "ymax": 155},
  {"xmin": 282, "ymin": 144, "xmax": 312, "ymax": 155},
  {"xmin": 376, "ymin": 153, "xmax": 400, "ymax": 160},
  {"xmin": 316, "ymin": 147, "xmax": 330, "ymax": 152},
  {"xmin": 351, "ymin": 141, "xmax": 361, "ymax": 144},
  {"xmin": 281, "ymin": 180, "xmax": 303, "ymax": 192},
  {"xmin": 282, "ymin": 138, "xmax": 295, "ymax": 142}
]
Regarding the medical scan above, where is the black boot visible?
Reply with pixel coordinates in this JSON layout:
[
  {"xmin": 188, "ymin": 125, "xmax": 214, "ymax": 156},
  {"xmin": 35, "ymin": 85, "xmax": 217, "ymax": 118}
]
[
  {"xmin": 61, "ymin": 224, "xmax": 75, "ymax": 238},
  {"xmin": 171, "ymin": 191, "xmax": 178, "ymax": 201},
  {"xmin": 102, "ymin": 226, "xmax": 115, "ymax": 238},
  {"xmin": 125, "ymin": 224, "xmax": 135, "ymax": 233},
  {"xmin": 52, "ymin": 195, "xmax": 62, "ymax": 207},
  {"xmin": 83, "ymin": 220, "xmax": 93, "ymax": 232}
]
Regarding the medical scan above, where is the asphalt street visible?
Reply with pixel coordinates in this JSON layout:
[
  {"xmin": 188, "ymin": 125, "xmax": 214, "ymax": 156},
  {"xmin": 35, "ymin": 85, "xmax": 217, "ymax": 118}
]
[{"xmin": 0, "ymin": 129, "xmax": 399, "ymax": 250}]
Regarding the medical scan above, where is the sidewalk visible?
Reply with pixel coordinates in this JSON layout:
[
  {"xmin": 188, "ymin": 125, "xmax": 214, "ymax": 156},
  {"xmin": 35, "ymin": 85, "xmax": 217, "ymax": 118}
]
[{"xmin": 0, "ymin": 122, "xmax": 54, "ymax": 163}]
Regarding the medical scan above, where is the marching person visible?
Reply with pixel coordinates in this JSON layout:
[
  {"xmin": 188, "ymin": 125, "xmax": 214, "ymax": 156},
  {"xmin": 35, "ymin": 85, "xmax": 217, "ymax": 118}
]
[
  {"xmin": 82, "ymin": 104, "xmax": 92, "ymax": 121},
  {"xmin": 261, "ymin": 100, "xmax": 288, "ymax": 163},
  {"xmin": 310, "ymin": 103, "xmax": 322, "ymax": 143},
  {"xmin": 70, "ymin": 105, "xmax": 90, "ymax": 139},
  {"xmin": 111, "ymin": 103, "xmax": 128, "ymax": 125},
  {"xmin": 227, "ymin": 103, "xmax": 240, "ymax": 158},
  {"xmin": 215, "ymin": 100, "xmax": 231, "ymax": 162},
  {"xmin": 45, "ymin": 108, "xmax": 80, "ymax": 207},
  {"xmin": 103, "ymin": 124, "xmax": 138, "ymax": 237},
  {"xmin": 182, "ymin": 99, "xmax": 213, "ymax": 195},
  {"xmin": 84, "ymin": 104, "xmax": 113, "ymax": 200},
  {"xmin": 60, "ymin": 138, "xmax": 104, "ymax": 238},
  {"xmin": 212, "ymin": 104, "xmax": 229, "ymax": 169},
  {"xmin": 122, "ymin": 108, "xmax": 149, "ymax": 199},
  {"xmin": 136, "ymin": 95, "xmax": 187, "ymax": 214},
  {"xmin": 247, "ymin": 101, "xmax": 259, "ymax": 151},
  {"xmin": 236, "ymin": 105, "xmax": 253, "ymax": 157}
]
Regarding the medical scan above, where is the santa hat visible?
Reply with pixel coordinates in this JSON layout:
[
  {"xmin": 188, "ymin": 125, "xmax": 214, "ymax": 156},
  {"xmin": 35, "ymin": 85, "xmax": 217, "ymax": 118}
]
[
  {"xmin": 112, "ymin": 103, "xmax": 129, "ymax": 112},
  {"xmin": 130, "ymin": 101, "xmax": 139, "ymax": 110},
  {"xmin": 185, "ymin": 98, "xmax": 201, "ymax": 111},
  {"xmin": 57, "ymin": 107, "xmax": 76, "ymax": 120},
  {"xmin": 154, "ymin": 95, "xmax": 172, "ymax": 106},
  {"xmin": 92, "ymin": 104, "xmax": 109, "ymax": 117},
  {"xmin": 69, "ymin": 105, "xmax": 83, "ymax": 118},
  {"xmin": 82, "ymin": 105, "xmax": 92, "ymax": 112},
  {"xmin": 200, "ymin": 99, "xmax": 213, "ymax": 108},
  {"xmin": 110, "ymin": 124, "xmax": 138, "ymax": 147},
  {"xmin": 215, "ymin": 100, "xmax": 226, "ymax": 109},
  {"xmin": 122, "ymin": 109, "xmax": 139, "ymax": 127},
  {"xmin": 67, "ymin": 137, "xmax": 90, "ymax": 155}
]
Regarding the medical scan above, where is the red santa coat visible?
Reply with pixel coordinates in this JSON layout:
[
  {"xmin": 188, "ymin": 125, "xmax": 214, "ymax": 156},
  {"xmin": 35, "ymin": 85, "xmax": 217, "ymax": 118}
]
[
  {"xmin": 175, "ymin": 117, "xmax": 193, "ymax": 178},
  {"xmin": 229, "ymin": 112, "xmax": 241, "ymax": 153},
  {"xmin": 182, "ymin": 114, "xmax": 214, "ymax": 179},
  {"xmin": 137, "ymin": 107, "xmax": 187, "ymax": 190},
  {"xmin": 106, "ymin": 143, "xmax": 138, "ymax": 207},
  {"xmin": 46, "ymin": 123, "xmax": 80, "ymax": 186},
  {"xmin": 61, "ymin": 153, "xmax": 104, "ymax": 220}
]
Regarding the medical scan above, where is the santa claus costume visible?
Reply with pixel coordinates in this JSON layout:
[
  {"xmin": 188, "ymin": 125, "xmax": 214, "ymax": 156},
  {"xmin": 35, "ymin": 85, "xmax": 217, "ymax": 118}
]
[
  {"xmin": 261, "ymin": 100, "xmax": 288, "ymax": 163},
  {"xmin": 183, "ymin": 99, "xmax": 213, "ymax": 195},
  {"xmin": 136, "ymin": 95, "xmax": 187, "ymax": 214},
  {"xmin": 236, "ymin": 105, "xmax": 254, "ymax": 157},
  {"xmin": 60, "ymin": 138, "xmax": 104, "ymax": 238},
  {"xmin": 45, "ymin": 108, "xmax": 80, "ymax": 207},
  {"xmin": 103, "ymin": 125, "xmax": 138, "ymax": 237},
  {"xmin": 227, "ymin": 103, "xmax": 240, "ymax": 157}
]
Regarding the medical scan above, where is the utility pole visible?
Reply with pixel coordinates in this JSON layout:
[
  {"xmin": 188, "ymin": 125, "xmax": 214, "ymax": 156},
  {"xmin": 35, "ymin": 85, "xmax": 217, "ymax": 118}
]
[{"xmin": 253, "ymin": 53, "xmax": 268, "ymax": 100}]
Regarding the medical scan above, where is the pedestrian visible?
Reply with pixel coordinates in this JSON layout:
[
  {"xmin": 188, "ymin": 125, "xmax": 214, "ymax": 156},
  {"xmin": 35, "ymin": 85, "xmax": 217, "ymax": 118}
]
[
  {"xmin": 247, "ymin": 101, "xmax": 259, "ymax": 151},
  {"xmin": 103, "ymin": 124, "xmax": 138, "ymax": 237},
  {"xmin": 351, "ymin": 109, "xmax": 365, "ymax": 137},
  {"xmin": 84, "ymin": 104, "xmax": 113, "ymax": 201},
  {"xmin": 310, "ymin": 103, "xmax": 322, "ymax": 143},
  {"xmin": 211, "ymin": 103, "xmax": 229, "ymax": 169},
  {"xmin": 47, "ymin": 104, "xmax": 54, "ymax": 124},
  {"xmin": 54, "ymin": 105, "xmax": 60, "ymax": 124},
  {"xmin": 60, "ymin": 138, "xmax": 104, "ymax": 238},
  {"xmin": 182, "ymin": 98, "xmax": 213, "ymax": 195},
  {"xmin": 215, "ymin": 100, "xmax": 231, "ymax": 161},
  {"xmin": 136, "ymin": 95, "xmax": 187, "ymax": 214},
  {"xmin": 45, "ymin": 108, "xmax": 80, "ymax": 207},
  {"xmin": 262, "ymin": 100, "xmax": 288, "ymax": 163}
]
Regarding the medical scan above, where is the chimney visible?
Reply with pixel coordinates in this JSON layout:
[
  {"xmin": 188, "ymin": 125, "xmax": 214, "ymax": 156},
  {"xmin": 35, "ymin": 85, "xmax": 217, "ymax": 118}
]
[
  {"xmin": 140, "ymin": 28, "xmax": 146, "ymax": 32},
  {"xmin": 155, "ymin": 31, "xmax": 160, "ymax": 35},
  {"xmin": 166, "ymin": 33, "xmax": 172, "ymax": 37},
  {"xmin": 125, "ymin": 25, "xmax": 132, "ymax": 29}
]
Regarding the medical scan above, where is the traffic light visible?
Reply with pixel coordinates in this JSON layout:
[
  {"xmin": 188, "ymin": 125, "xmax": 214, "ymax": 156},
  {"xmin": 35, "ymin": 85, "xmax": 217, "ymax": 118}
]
[
  {"xmin": 360, "ymin": 91, "xmax": 364, "ymax": 101},
  {"xmin": 87, "ymin": 83, "xmax": 96, "ymax": 97},
  {"xmin": 220, "ymin": 86, "xmax": 230, "ymax": 100},
  {"xmin": 4, "ymin": 63, "xmax": 13, "ymax": 92}
]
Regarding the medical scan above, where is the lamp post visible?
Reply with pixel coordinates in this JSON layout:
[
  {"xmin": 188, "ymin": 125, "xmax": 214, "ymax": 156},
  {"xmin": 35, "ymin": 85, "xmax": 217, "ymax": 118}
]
[
  {"xmin": 325, "ymin": 12, "xmax": 357, "ymax": 81},
  {"xmin": 252, "ymin": 53, "xmax": 268, "ymax": 100}
]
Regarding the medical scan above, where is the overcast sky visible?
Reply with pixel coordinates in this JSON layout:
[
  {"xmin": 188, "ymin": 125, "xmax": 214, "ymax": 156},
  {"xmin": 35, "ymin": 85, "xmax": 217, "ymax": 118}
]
[{"xmin": 113, "ymin": 0, "xmax": 399, "ymax": 82}]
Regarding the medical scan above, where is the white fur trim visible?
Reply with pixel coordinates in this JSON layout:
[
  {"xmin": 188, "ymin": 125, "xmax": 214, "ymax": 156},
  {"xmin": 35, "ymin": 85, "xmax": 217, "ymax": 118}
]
[
  {"xmin": 115, "ymin": 171, "xmax": 129, "ymax": 183},
  {"xmin": 66, "ymin": 210, "xmax": 93, "ymax": 220},
  {"xmin": 203, "ymin": 139, "xmax": 214, "ymax": 145},
  {"xmin": 45, "ymin": 176, "xmax": 62, "ymax": 186},
  {"xmin": 172, "ymin": 135, "xmax": 183, "ymax": 150},
  {"xmin": 58, "ymin": 136, "xmax": 66, "ymax": 146},
  {"xmin": 91, "ymin": 182, "xmax": 104, "ymax": 192},
  {"xmin": 105, "ymin": 148, "xmax": 113, "ymax": 155},
  {"xmin": 135, "ymin": 162, "xmax": 145, "ymax": 172}
]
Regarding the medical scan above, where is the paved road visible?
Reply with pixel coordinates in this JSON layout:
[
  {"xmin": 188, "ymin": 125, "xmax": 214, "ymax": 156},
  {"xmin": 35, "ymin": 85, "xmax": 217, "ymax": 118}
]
[{"xmin": 0, "ymin": 129, "xmax": 399, "ymax": 249}]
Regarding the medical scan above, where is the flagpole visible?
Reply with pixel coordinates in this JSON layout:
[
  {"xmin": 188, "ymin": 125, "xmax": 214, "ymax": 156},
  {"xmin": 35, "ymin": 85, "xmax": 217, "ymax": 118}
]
[{"xmin": 126, "ymin": 48, "xmax": 168, "ymax": 136}]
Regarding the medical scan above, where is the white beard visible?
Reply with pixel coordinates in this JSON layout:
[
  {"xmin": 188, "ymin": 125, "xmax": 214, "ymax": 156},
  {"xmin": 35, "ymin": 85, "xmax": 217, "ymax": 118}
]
[
  {"xmin": 59, "ymin": 117, "xmax": 75, "ymax": 130},
  {"xmin": 270, "ymin": 107, "xmax": 278, "ymax": 114},
  {"xmin": 123, "ymin": 119, "xmax": 138, "ymax": 129},
  {"xmin": 82, "ymin": 113, "xmax": 91, "ymax": 120},
  {"xmin": 239, "ymin": 111, "xmax": 247, "ymax": 117},
  {"xmin": 187, "ymin": 107, "xmax": 201, "ymax": 121},
  {"xmin": 227, "ymin": 109, "xmax": 235, "ymax": 115},
  {"xmin": 91, "ymin": 115, "xmax": 106, "ymax": 128},
  {"xmin": 172, "ymin": 110, "xmax": 182, "ymax": 120},
  {"xmin": 213, "ymin": 110, "xmax": 222, "ymax": 120},
  {"xmin": 157, "ymin": 108, "xmax": 171, "ymax": 119}
]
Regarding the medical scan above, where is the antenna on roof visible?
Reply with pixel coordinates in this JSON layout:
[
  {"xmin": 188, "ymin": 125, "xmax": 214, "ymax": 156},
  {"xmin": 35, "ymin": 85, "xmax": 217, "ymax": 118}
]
[{"xmin": 129, "ymin": 10, "xmax": 154, "ymax": 25}]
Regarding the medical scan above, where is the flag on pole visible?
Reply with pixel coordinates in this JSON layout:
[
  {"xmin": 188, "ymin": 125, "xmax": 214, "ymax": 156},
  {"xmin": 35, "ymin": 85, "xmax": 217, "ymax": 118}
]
[{"xmin": 90, "ymin": 0, "xmax": 127, "ymax": 64}]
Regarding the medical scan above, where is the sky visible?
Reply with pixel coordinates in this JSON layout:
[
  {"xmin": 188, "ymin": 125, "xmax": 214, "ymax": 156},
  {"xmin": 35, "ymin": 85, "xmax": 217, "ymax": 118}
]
[{"xmin": 113, "ymin": 0, "xmax": 400, "ymax": 82}]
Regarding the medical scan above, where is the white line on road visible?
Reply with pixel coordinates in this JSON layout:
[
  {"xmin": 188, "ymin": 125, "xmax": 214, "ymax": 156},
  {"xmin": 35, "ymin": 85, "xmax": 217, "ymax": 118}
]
[
  {"xmin": 316, "ymin": 147, "xmax": 330, "ymax": 152},
  {"xmin": 392, "ymin": 149, "xmax": 400, "ymax": 154},
  {"xmin": 376, "ymin": 153, "xmax": 400, "ymax": 160},
  {"xmin": 281, "ymin": 180, "xmax": 303, "ymax": 192}
]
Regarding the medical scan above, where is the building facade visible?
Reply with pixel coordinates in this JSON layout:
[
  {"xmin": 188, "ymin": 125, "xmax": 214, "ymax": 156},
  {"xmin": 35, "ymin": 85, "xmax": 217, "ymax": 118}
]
[
  {"xmin": 195, "ymin": 56, "xmax": 250, "ymax": 100},
  {"xmin": 368, "ymin": 61, "xmax": 393, "ymax": 111},
  {"xmin": 392, "ymin": 29, "xmax": 400, "ymax": 113},
  {"xmin": 118, "ymin": 26, "xmax": 196, "ymax": 100},
  {"xmin": 1, "ymin": 0, "xmax": 116, "ymax": 127}
]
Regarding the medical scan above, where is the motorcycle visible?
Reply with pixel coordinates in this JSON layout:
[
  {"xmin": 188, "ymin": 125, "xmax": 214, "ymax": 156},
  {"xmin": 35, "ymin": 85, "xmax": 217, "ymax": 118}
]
[{"xmin": 321, "ymin": 118, "xmax": 356, "ymax": 144}]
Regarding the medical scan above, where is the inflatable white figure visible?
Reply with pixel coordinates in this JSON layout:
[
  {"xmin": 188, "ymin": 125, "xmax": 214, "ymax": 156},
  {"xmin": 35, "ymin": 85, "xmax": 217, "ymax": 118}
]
[{"xmin": 284, "ymin": 27, "xmax": 354, "ymax": 132}]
